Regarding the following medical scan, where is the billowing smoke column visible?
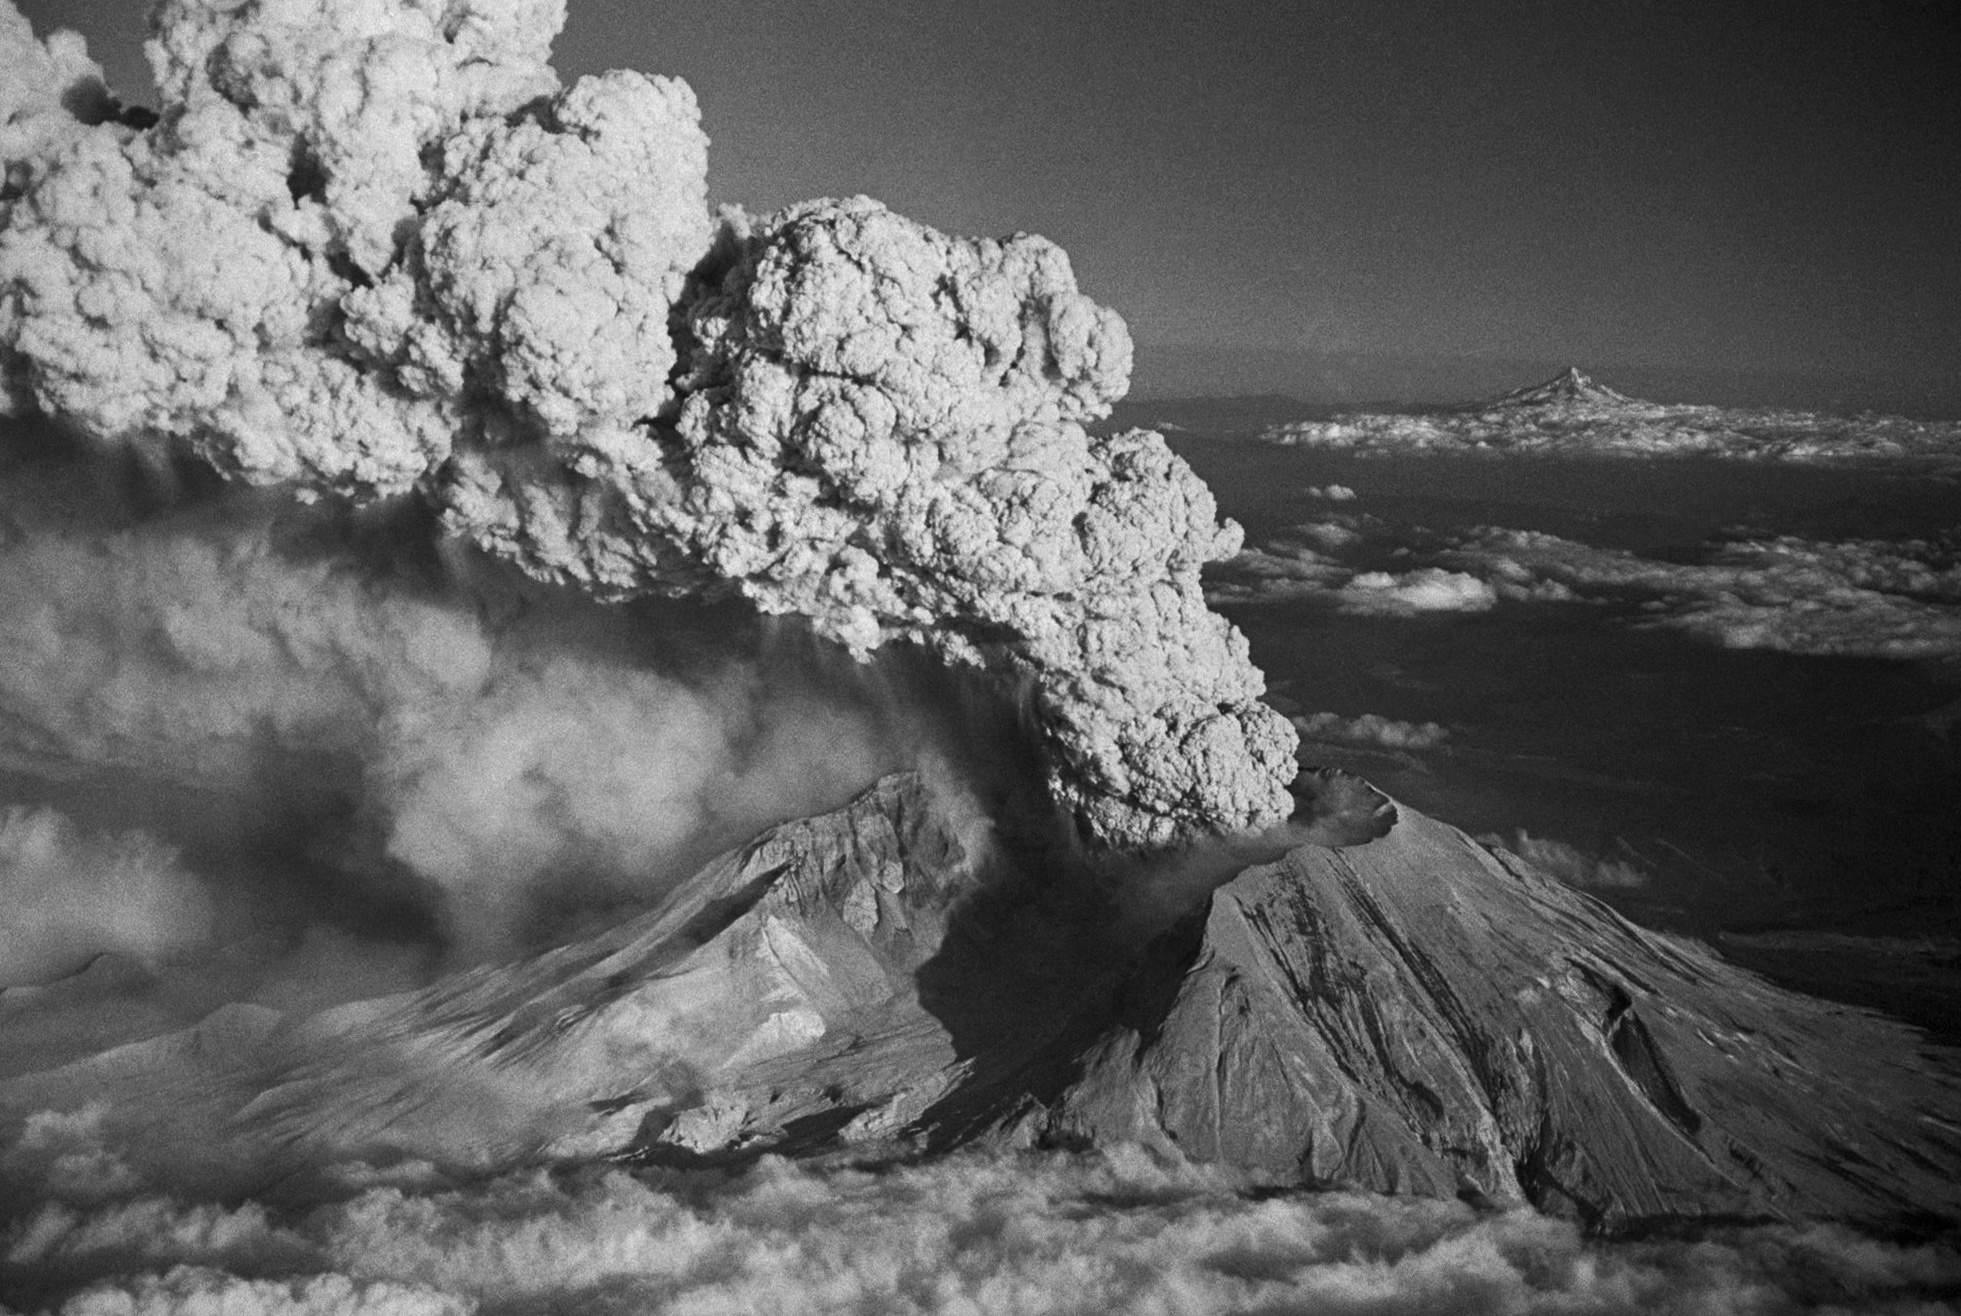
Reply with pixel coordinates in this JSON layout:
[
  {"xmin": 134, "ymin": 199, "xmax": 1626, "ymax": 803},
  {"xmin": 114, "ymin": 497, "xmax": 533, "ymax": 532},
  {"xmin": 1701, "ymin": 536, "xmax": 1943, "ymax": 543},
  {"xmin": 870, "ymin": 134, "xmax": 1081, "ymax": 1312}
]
[{"xmin": 0, "ymin": 0, "xmax": 1297, "ymax": 847}]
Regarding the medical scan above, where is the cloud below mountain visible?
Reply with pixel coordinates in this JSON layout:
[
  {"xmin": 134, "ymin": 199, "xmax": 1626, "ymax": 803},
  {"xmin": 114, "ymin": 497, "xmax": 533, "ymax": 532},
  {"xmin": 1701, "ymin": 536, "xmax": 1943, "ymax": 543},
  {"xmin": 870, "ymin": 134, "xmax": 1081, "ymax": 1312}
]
[
  {"xmin": 1293, "ymin": 711, "xmax": 1451, "ymax": 752},
  {"xmin": 1453, "ymin": 528, "xmax": 1961, "ymax": 659},
  {"xmin": 8, "ymin": 1138, "xmax": 1956, "ymax": 1316}
]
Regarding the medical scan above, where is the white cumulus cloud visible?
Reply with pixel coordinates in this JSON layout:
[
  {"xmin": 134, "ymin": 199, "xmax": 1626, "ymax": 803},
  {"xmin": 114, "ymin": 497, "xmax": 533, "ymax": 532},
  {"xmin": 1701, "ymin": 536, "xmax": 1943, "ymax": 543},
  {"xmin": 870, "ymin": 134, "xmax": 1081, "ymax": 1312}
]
[
  {"xmin": 1293, "ymin": 712, "xmax": 1451, "ymax": 751},
  {"xmin": 1450, "ymin": 529, "xmax": 1961, "ymax": 659},
  {"xmin": 7, "ymin": 1141, "xmax": 1958, "ymax": 1316},
  {"xmin": 1336, "ymin": 568, "xmax": 1499, "ymax": 616}
]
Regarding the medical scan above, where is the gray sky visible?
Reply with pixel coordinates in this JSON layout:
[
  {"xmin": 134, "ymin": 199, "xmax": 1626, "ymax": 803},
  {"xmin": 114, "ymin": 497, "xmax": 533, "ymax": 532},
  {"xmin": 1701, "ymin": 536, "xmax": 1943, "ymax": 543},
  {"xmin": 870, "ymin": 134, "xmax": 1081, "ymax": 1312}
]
[{"xmin": 23, "ymin": 0, "xmax": 1961, "ymax": 393}]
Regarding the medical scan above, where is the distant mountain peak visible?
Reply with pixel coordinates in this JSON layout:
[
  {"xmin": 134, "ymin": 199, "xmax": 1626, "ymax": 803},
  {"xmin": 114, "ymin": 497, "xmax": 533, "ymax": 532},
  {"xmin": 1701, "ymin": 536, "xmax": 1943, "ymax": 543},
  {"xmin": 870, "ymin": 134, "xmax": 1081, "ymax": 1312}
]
[{"xmin": 1480, "ymin": 366, "xmax": 1639, "ymax": 411}]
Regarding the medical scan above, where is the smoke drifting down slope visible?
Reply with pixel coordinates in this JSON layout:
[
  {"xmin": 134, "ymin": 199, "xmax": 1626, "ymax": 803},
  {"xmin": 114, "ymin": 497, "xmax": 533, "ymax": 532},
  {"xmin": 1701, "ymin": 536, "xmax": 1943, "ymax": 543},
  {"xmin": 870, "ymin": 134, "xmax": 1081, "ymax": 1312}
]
[{"xmin": 0, "ymin": 0, "xmax": 1296, "ymax": 848}]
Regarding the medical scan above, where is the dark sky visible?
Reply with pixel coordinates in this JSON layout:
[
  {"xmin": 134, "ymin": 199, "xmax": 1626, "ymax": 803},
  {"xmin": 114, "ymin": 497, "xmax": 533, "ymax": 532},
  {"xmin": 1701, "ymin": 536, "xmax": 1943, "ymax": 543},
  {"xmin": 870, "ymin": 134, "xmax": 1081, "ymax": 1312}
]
[{"xmin": 22, "ymin": 0, "xmax": 1961, "ymax": 390}]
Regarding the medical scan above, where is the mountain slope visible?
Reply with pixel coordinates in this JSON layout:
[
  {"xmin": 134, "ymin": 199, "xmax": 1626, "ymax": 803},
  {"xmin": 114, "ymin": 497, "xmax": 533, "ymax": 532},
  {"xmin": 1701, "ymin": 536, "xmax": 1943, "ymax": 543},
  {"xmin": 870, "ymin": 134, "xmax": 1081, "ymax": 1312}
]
[
  {"xmin": 1471, "ymin": 365, "xmax": 1643, "ymax": 413},
  {"xmin": 3, "ymin": 773, "xmax": 1957, "ymax": 1229},
  {"xmin": 1040, "ymin": 802, "xmax": 1961, "ymax": 1227}
]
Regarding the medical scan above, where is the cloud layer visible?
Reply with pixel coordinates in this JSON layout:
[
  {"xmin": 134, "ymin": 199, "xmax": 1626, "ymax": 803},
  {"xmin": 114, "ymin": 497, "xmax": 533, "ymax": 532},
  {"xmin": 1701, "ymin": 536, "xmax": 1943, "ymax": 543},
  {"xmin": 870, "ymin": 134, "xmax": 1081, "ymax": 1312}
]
[
  {"xmin": 1293, "ymin": 712, "xmax": 1451, "ymax": 752},
  {"xmin": 1213, "ymin": 516, "xmax": 1961, "ymax": 661},
  {"xmin": 1453, "ymin": 528, "xmax": 1961, "ymax": 660},
  {"xmin": 6, "ymin": 1139, "xmax": 1958, "ymax": 1316}
]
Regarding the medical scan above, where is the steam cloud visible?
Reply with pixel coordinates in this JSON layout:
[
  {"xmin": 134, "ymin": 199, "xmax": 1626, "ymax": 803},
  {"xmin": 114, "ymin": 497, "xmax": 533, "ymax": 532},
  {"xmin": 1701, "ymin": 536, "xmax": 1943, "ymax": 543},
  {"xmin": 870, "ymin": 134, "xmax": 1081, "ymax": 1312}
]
[
  {"xmin": 1215, "ymin": 516, "xmax": 1961, "ymax": 660},
  {"xmin": 0, "ymin": 0, "xmax": 1297, "ymax": 848},
  {"xmin": 0, "ymin": 806, "xmax": 210, "ymax": 986},
  {"xmin": 0, "ymin": 449, "xmax": 964, "ymax": 973},
  {"xmin": 1484, "ymin": 829, "xmax": 1649, "ymax": 891}
]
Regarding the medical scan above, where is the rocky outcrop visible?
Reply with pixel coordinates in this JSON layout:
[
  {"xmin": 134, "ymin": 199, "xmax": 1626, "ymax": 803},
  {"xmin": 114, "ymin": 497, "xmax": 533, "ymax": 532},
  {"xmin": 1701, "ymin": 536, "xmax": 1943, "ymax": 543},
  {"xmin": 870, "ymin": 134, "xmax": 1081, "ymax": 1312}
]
[{"xmin": 4, "ymin": 772, "xmax": 1958, "ymax": 1229}]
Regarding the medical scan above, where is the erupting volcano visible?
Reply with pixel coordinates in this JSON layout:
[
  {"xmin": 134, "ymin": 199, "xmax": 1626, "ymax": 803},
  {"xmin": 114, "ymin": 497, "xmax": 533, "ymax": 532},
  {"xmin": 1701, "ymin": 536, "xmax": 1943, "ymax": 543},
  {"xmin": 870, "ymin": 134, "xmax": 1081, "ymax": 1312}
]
[{"xmin": 2, "ymin": 2, "xmax": 1959, "ymax": 1312}]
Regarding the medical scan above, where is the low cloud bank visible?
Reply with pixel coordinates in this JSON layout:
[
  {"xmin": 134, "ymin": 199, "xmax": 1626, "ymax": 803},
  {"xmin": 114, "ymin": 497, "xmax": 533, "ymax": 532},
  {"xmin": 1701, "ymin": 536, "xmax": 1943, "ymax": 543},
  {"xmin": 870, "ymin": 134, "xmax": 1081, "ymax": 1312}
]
[
  {"xmin": 1204, "ymin": 537, "xmax": 1349, "ymax": 605},
  {"xmin": 1453, "ymin": 529, "xmax": 1961, "ymax": 660},
  {"xmin": 5, "ymin": 1139, "xmax": 1957, "ymax": 1315},
  {"xmin": 1484, "ymin": 830, "xmax": 1649, "ymax": 891},
  {"xmin": 1207, "ymin": 524, "xmax": 1497, "ymax": 616},
  {"xmin": 1294, "ymin": 712, "xmax": 1450, "ymax": 752},
  {"xmin": 1337, "ymin": 568, "xmax": 1498, "ymax": 616}
]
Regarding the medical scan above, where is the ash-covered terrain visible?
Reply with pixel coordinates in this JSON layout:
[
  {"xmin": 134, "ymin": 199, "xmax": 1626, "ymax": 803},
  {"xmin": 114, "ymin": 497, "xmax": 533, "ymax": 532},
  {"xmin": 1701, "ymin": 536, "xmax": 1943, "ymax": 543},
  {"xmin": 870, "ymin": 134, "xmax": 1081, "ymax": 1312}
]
[
  {"xmin": 2, "ymin": 2, "xmax": 1960, "ymax": 1313},
  {"xmin": 8, "ymin": 773, "xmax": 1958, "ymax": 1218}
]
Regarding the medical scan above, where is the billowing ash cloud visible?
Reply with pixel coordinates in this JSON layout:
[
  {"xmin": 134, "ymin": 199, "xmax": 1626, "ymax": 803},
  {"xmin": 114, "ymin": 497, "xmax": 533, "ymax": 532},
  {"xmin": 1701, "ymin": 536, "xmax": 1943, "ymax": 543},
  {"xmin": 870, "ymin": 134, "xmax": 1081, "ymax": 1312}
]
[
  {"xmin": 0, "ymin": 451, "xmax": 937, "ymax": 966},
  {"xmin": 1217, "ymin": 513, "xmax": 1961, "ymax": 661},
  {"xmin": 0, "ymin": 0, "xmax": 1296, "ymax": 848}
]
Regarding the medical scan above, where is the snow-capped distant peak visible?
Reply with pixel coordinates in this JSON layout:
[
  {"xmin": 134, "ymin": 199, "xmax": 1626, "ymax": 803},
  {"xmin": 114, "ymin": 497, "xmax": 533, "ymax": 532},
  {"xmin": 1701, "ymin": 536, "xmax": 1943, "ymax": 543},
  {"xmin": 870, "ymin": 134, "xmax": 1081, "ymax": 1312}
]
[
  {"xmin": 1260, "ymin": 367, "xmax": 1961, "ymax": 468},
  {"xmin": 1478, "ymin": 366, "xmax": 1638, "ymax": 411}
]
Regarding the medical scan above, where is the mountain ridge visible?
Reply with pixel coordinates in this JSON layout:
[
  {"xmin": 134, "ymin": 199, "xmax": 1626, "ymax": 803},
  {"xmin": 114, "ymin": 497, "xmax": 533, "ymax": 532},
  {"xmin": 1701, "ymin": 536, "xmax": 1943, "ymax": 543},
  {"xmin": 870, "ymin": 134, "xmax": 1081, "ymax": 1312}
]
[{"xmin": 3, "ymin": 772, "xmax": 1957, "ymax": 1229}]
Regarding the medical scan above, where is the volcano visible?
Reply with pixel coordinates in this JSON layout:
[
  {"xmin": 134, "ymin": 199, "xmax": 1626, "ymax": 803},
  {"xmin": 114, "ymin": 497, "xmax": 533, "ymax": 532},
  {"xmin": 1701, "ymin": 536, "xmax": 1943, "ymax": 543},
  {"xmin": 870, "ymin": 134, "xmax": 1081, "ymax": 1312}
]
[
  {"xmin": 1264, "ymin": 366, "xmax": 1961, "ymax": 465},
  {"xmin": 1468, "ymin": 366, "xmax": 1644, "ymax": 414},
  {"xmin": 9, "ymin": 772, "xmax": 1955, "ymax": 1230},
  {"xmin": 3, "ymin": 10, "xmax": 1959, "ymax": 1305}
]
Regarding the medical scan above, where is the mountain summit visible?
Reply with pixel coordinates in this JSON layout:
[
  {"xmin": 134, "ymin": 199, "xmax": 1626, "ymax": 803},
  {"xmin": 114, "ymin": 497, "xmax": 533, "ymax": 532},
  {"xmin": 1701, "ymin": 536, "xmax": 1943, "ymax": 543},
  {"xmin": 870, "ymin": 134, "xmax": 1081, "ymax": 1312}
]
[
  {"xmin": 1265, "ymin": 367, "xmax": 1961, "ymax": 465},
  {"xmin": 9, "ymin": 773, "xmax": 1957, "ymax": 1230},
  {"xmin": 1478, "ymin": 366, "xmax": 1640, "ymax": 412}
]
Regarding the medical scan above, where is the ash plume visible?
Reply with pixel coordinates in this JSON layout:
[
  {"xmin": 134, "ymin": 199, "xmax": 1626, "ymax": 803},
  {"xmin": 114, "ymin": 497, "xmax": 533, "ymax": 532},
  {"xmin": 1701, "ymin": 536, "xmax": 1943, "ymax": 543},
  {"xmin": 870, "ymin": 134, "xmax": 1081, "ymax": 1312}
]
[
  {"xmin": 0, "ymin": 0, "xmax": 1297, "ymax": 848},
  {"xmin": 0, "ymin": 426, "xmax": 958, "ymax": 977}
]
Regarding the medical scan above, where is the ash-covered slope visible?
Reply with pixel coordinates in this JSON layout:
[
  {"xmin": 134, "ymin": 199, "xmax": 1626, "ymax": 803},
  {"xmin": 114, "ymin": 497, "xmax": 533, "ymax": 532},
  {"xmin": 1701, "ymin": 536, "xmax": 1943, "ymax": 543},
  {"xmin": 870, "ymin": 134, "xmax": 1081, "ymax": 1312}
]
[
  {"xmin": 7, "ymin": 773, "xmax": 1956, "ymax": 1229},
  {"xmin": 1264, "ymin": 367, "xmax": 1961, "ymax": 467},
  {"xmin": 1043, "ymin": 802, "xmax": 1961, "ymax": 1228},
  {"xmin": 0, "ymin": 776, "xmax": 1002, "ymax": 1192}
]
